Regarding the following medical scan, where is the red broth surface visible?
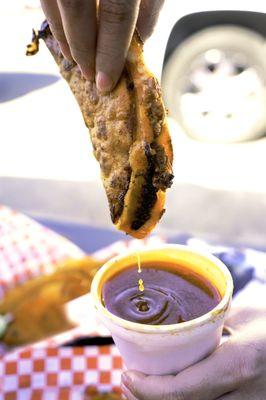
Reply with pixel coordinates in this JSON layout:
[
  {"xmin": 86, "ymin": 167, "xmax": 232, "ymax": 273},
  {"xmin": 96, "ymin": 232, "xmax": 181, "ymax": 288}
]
[{"xmin": 102, "ymin": 262, "xmax": 221, "ymax": 325}]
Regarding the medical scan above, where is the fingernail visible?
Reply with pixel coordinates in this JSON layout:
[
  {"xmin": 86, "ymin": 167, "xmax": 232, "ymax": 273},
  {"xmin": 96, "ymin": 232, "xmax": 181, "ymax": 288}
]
[
  {"xmin": 121, "ymin": 372, "xmax": 132, "ymax": 389},
  {"xmin": 96, "ymin": 71, "xmax": 113, "ymax": 93},
  {"xmin": 121, "ymin": 383, "xmax": 134, "ymax": 400},
  {"xmin": 121, "ymin": 383, "xmax": 127, "ymax": 394},
  {"xmin": 80, "ymin": 67, "xmax": 94, "ymax": 82},
  {"xmin": 76, "ymin": 64, "xmax": 93, "ymax": 81}
]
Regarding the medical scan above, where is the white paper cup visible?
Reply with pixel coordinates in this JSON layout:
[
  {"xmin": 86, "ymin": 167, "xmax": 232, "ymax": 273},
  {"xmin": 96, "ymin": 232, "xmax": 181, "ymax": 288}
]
[{"xmin": 91, "ymin": 245, "xmax": 233, "ymax": 375}]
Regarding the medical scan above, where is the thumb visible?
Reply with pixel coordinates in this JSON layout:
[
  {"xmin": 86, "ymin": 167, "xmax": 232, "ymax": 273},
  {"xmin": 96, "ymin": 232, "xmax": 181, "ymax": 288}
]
[
  {"xmin": 122, "ymin": 370, "xmax": 175, "ymax": 400},
  {"xmin": 225, "ymin": 307, "xmax": 266, "ymax": 332}
]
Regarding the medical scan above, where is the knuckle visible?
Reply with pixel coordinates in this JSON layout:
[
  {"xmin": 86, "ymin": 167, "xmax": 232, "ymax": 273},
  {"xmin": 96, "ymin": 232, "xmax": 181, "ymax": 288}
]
[
  {"xmin": 101, "ymin": 0, "xmax": 137, "ymax": 23},
  {"xmin": 48, "ymin": 21, "xmax": 65, "ymax": 41},
  {"xmin": 70, "ymin": 44, "xmax": 88, "ymax": 55},
  {"xmin": 234, "ymin": 344, "xmax": 261, "ymax": 382},
  {"xmin": 160, "ymin": 376, "xmax": 187, "ymax": 400},
  {"xmin": 161, "ymin": 381, "xmax": 187, "ymax": 400},
  {"xmin": 59, "ymin": 0, "xmax": 84, "ymax": 10},
  {"xmin": 97, "ymin": 47, "xmax": 119, "ymax": 60},
  {"xmin": 70, "ymin": 45, "xmax": 93, "ymax": 65},
  {"xmin": 245, "ymin": 346, "xmax": 263, "ymax": 378},
  {"xmin": 164, "ymin": 391, "xmax": 186, "ymax": 400}
]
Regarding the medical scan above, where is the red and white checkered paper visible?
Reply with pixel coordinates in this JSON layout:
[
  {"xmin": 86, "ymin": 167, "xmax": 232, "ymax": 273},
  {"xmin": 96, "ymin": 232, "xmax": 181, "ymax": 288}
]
[{"xmin": 0, "ymin": 206, "xmax": 166, "ymax": 399}]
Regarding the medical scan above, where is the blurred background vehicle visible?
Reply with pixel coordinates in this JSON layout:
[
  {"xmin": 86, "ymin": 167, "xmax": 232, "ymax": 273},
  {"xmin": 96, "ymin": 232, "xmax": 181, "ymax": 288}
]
[
  {"xmin": 0, "ymin": 0, "xmax": 266, "ymax": 250},
  {"xmin": 162, "ymin": 12, "xmax": 266, "ymax": 143}
]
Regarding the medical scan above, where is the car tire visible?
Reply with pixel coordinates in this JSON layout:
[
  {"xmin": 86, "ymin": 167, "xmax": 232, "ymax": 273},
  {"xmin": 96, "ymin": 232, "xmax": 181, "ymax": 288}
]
[{"xmin": 162, "ymin": 13, "xmax": 266, "ymax": 143}]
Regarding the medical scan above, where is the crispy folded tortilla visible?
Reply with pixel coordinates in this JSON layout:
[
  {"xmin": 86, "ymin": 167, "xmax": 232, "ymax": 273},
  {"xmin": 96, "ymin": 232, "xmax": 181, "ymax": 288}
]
[
  {"xmin": 27, "ymin": 22, "xmax": 173, "ymax": 238},
  {"xmin": 0, "ymin": 257, "xmax": 101, "ymax": 346}
]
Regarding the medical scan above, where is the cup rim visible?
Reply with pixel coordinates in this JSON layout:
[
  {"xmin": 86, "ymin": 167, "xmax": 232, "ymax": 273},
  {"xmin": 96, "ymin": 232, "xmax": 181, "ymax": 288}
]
[{"xmin": 91, "ymin": 244, "xmax": 234, "ymax": 334}]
